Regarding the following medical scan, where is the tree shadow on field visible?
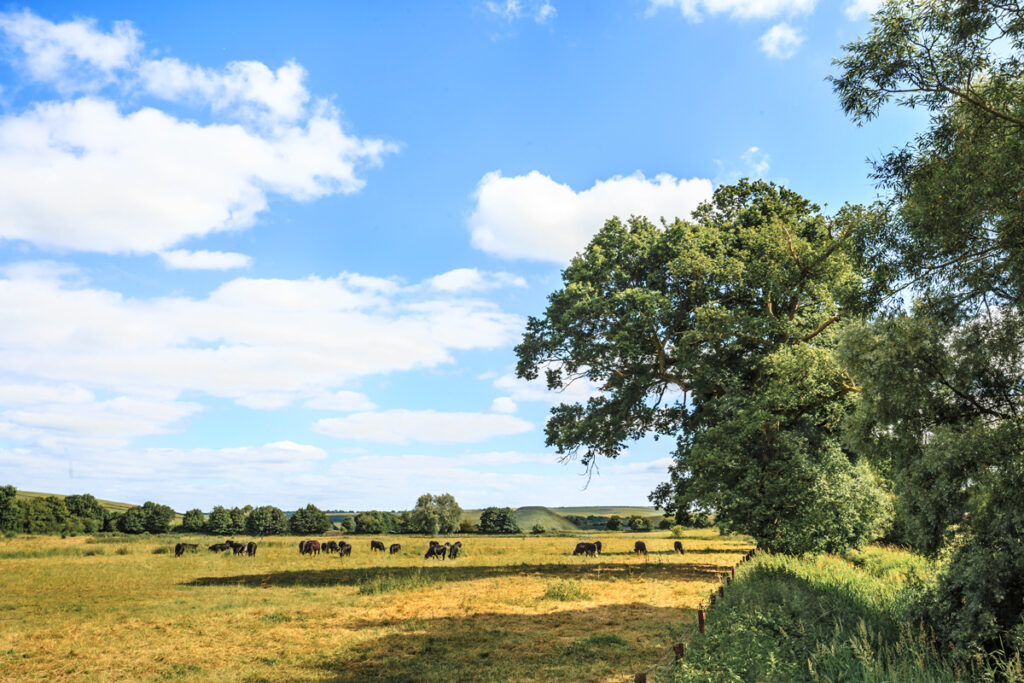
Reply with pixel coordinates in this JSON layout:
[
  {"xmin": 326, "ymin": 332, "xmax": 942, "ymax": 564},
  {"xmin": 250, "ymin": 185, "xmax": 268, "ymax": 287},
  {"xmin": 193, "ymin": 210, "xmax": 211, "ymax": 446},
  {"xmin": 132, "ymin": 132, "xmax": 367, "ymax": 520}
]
[
  {"xmin": 184, "ymin": 560, "xmax": 730, "ymax": 589},
  {"xmin": 312, "ymin": 602, "xmax": 696, "ymax": 682}
]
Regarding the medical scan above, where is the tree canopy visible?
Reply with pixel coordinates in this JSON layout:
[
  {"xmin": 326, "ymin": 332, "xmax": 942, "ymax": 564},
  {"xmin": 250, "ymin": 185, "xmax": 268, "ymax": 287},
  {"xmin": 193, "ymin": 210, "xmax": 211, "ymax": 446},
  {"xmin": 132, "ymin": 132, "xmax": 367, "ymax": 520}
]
[
  {"xmin": 832, "ymin": 0, "xmax": 1024, "ymax": 657},
  {"xmin": 516, "ymin": 180, "xmax": 890, "ymax": 553}
]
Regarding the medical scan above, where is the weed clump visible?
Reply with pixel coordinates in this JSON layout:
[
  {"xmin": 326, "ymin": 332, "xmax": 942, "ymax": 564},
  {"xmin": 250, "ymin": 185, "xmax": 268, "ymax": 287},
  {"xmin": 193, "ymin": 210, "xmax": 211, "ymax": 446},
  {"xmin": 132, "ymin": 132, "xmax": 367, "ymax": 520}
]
[
  {"xmin": 564, "ymin": 633, "xmax": 626, "ymax": 655},
  {"xmin": 542, "ymin": 579, "xmax": 590, "ymax": 601},
  {"xmin": 357, "ymin": 571, "xmax": 444, "ymax": 595}
]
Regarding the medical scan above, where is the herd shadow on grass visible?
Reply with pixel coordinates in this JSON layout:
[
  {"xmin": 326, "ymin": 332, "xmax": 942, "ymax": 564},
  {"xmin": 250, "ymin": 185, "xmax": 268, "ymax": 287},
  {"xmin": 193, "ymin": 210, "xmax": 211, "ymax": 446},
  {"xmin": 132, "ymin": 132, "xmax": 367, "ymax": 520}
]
[
  {"xmin": 312, "ymin": 602, "xmax": 694, "ymax": 683},
  {"xmin": 184, "ymin": 560, "xmax": 731, "ymax": 589}
]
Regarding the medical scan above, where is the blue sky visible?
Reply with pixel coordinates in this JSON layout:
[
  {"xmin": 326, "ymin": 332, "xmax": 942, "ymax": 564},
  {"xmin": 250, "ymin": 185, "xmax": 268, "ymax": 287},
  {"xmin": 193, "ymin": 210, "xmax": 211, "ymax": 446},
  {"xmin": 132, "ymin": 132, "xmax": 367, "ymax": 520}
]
[{"xmin": 0, "ymin": 1, "xmax": 920, "ymax": 511}]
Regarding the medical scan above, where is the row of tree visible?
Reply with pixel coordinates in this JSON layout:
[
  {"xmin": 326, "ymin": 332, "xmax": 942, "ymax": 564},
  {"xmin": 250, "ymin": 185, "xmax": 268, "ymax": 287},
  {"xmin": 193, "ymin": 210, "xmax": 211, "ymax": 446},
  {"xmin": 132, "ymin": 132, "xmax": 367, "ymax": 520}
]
[
  {"xmin": 515, "ymin": 0, "xmax": 1024, "ymax": 660},
  {"xmin": 0, "ymin": 487, "xmax": 176, "ymax": 535}
]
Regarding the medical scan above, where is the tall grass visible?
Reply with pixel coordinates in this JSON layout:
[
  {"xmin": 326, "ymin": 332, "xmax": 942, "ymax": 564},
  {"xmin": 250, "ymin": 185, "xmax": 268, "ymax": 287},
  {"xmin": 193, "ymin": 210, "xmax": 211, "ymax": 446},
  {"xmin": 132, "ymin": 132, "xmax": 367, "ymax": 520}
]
[{"xmin": 673, "ymin": 548, "xmax": 1022, "ymax": 682}]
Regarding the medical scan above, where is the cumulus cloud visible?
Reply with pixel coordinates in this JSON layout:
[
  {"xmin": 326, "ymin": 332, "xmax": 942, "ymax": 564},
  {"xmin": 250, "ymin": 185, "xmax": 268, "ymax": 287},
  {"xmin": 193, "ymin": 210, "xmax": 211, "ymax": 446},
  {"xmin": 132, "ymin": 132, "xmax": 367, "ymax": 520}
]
[
  {"xmin": 159, "ymin": 250, "xmax": 252, "ymax": 270},
  {"xmin": 0, "ymin": 10, "xmax": 396, "ymax": 256},
  {"xmin": 427, "ymin": 268, "xmax": 527, "ymax": 293},
  {"xmin": 312, "ymin": 409, "xmax": 533, "ymax": 444},
  {"xmin": 844, "ymin": 0, "xmax": 882, "ymax": 20},
  {"xmin": 490, "ymin": 397, "xmax": 518, "ymax": 413},
  {"xmin": 646, "ymin": 0, "xmax": 816, "ymax": 21},
  {"xmin": 759, "ymin": 22, "xmax": 803, "ymax": 58},
  {"xmin": 0, "ymin": 10, "xmax": 140, "ymax": 89},
  {"xmin": 468, "ymin": 171, "xmax": 713, "ymax": 262},
  {"xmin": 0, "ymin": 265, "xmax": 522, "ymax": 412}
]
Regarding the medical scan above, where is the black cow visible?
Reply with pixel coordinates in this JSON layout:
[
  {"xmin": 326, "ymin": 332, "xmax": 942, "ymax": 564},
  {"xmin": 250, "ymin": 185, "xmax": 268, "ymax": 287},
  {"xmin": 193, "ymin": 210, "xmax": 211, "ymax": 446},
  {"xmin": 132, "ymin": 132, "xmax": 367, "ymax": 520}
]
[
  {"xmin": 174, "ymin": 542, "xmax": 198, "ymax": 557},
  {"xmin": 208, "ymin": 542, "xmax": 231, "ymax": 552},
  {"xmin": 424, "ymin": 543, "xmax": 447, "ymax": 560},
  {"xmin": 448, "ymin": 544, "xmax": 460, "ymax": 559},
  {"xmin": 573, "ymin": 542, "xmax": 598, "ymax": 557},
  {"xmin": 593, "ymin": 541, "xmax": 602, "ymax": 555},
  {"xmin": 389, "ymin": 543, "xmax": 401, "ymax": 555},
  {"xmin": 370, "ymin": 540, "xmax": 386, "ymax": 552},
  {"xmin": 231, "ymin": 542, "xmax": 247, "ymax": 555},
  {"xmin": 634, "ymin": 541, "xmax": 648, "ymax": 556},
  {"xmin": 673, "ymin": 540, "xmax": 684, "ymax": 554},
  {"xmin": 323, "ymin": 541, "xmax": 339, "ymax": 554},
  {"xmin": 338, "ymin": 542, "xmax": 352, "ymax": 557},
  {"xmin": 245, "ymin": 542, "xmax": 257, "ymax": 557}
]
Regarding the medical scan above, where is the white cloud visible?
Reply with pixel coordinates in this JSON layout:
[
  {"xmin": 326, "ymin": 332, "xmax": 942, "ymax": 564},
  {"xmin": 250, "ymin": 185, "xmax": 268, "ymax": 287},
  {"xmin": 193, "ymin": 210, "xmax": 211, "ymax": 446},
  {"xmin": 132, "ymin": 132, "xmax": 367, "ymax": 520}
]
[
  {"xmin": 0, "ymin": 265, "xmax": 523, "ymax": 412},
  {"xmin": 490, "ymin": 397, "xmax": 518, "ymax": 413},
  {"xmin": 0, "ymin": 11, "xmax": 396, "ymax": 256},
  {"xmin": 759, "ymin": 22, "xmax": 803, "ymax": 58},
  {"xmin": 844, "ymin": 0, "xmax": 882, "ymax": 20},
  {"xmin": 427, "ymin": 268, "xmax": 527, "ymax": 293},
  {"xmin": 0, "ymin": 98, "xmax": 394, "ymax": 254},
  {"xmin": 646, "ymin": 0, "xmax": 816, "ymax": 21},
  {"xmin": 312, "ymin": 409, "xmax": 533, "ymax": 444},
  {"xmin": 0, "ymin": 393, "xmax": 200, "ymax": 449},
  {"xmin": 741, "ymin": 146, "xmax": 770, "ymax": 175},
  {"xmin": 469, "ymin": 171, "xmax": 713, "ymax": 262},
  {"xmin": 493, "ymin": 372, "xmax": 602, "ymax": 403},
  {"xmin": 0, "ymin": 10, "xmax": 140, "ymax": 89},
  {"xmin": 138, "ymin": 58, "xmax": 309, "ymax": 123},
  {"xmin": 485, "ymin": 1, "xmax": 556, "ymax": 23},
  {"xmin": 159, "ymin": 250, "xmax": 252, "ymax": 270},
  {"xmin": 304, "ymin": 390, "xmax": 377, "ymax": 412}
]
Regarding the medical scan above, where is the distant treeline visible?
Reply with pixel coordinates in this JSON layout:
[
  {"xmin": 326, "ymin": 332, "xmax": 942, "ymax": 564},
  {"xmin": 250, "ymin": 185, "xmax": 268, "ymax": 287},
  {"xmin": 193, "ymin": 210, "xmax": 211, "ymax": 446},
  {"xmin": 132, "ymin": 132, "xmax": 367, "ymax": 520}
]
[{"xmin": 1, "ymin": 487, "xmax": 527, "ymax": 537}]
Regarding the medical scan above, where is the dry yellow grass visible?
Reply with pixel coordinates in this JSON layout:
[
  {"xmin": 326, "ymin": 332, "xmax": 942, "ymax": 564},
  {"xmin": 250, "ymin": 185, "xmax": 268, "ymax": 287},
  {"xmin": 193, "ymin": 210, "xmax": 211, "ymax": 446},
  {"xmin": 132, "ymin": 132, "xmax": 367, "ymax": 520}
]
[{"xmin": 0, "ymin": 530, "xmax": 752, "ymax": 682}]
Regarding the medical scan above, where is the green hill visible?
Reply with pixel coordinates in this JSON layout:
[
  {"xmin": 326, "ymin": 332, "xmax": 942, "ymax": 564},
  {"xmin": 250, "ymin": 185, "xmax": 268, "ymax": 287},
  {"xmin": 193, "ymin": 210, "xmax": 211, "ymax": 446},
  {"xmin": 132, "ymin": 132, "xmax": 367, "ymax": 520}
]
[
  {"xmin": 549, "ymin": 506, "xmax": 665, "ymax": 520},
  {"xmin": 15, "ymin": 490, "xmax": 183, "ymax": 522},
  {"xmin": 461, "ymin": 505, "xmax": 582, "ymax": 532}
]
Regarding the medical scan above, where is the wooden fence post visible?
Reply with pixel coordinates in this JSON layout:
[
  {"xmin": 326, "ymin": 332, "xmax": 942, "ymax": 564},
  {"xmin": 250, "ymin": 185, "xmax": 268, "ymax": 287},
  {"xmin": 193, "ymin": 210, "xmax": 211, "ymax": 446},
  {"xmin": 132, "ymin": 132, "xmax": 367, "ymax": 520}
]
[{"xmin": 698, "ymin": 608, "xmax": 705, "ymax": 634}]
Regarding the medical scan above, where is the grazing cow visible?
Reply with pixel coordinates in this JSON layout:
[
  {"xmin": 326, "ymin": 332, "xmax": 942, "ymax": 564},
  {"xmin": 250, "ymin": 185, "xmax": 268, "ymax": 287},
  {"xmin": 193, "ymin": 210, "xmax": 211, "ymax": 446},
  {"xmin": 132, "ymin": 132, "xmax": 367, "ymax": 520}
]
[
  {"xmin": 208, "ymin": 542, "xmax": 231, "ymax": 552},
  {"xmin": 593, "ymin": 541, "xmax": 602, "ymax": 555},
  {"xmin": 338, "ymin": 542, "xmax": 352, "ymax": 557},
  {"xmin": 424, "ymin": 543, "xmax": 447, "ymax": 560},
  {"xmin": 370, "ymin": 540, "xmax": 386, "ymax": 552},
  {"xmin": 174, "ymin": 542, "xmax": 198, "ymax": 557},
  {"xmin": 634, "ymin": 541, "xmax": 648, "ymax": 556},
  {"xmin": 231, "ymin": 542, "xmax": 247, "ymax": 555},
  {"xmin": 573, "ymin": 542, "xmax": 598, "ymax": 557},
  {"xmin": 389, "ymin": 543, "xmax": 401, "ymax": 555},
  {"xmin": 245, "ymin": 542, "xmax": 257, "ymax": 557},
  {"xmin": 308, "ymin": 540, "xmax": 321, "ymax": 556},
  {"xmin": 323, "ymin": 541, "xmax": 339, "ymax": 554},
  {"xmin": 448, "ymin": 544, "xmax": 460, "ymax": 559},
  {"xmin": 673, "ymin": 540, "xmax": 684, "ymax": 554}
]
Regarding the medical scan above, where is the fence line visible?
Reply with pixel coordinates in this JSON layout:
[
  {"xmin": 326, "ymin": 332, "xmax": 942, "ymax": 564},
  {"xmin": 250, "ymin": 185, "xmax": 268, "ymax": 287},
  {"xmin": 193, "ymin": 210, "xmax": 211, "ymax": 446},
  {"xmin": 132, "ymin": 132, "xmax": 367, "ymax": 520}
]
[{"xmin": 632, "ymin": 547, "xmax": 758, "ymax": 683}]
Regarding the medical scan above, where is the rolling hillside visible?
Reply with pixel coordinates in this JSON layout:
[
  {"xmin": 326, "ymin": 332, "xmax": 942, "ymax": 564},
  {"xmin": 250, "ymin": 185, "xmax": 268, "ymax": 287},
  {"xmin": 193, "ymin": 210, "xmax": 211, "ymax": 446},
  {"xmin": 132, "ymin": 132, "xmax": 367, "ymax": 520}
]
[
  {"xmin": 460, "ymin": 505, "xmax": 582, "ymax": 532},
  {"xmin": 14, "ymin": 490, "xmax": 183, "ymax": 522}
]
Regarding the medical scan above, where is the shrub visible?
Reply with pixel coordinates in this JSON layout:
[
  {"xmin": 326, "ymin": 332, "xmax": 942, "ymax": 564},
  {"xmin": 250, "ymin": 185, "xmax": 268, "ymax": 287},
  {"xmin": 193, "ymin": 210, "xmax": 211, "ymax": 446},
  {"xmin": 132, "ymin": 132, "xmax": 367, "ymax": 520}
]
[
  {"xmin": 531, "ymin": 523, "xmax": 545, "ymax": 534},
  {"xmin": 606, "ymin": 515, "xmax": 622, "ymax": 531},
  {"xmin": 670, "ymin": 525, "xmax": 685, "ymax": 538},
  {"xmin": 115, "ymin": 546, "xmax": 129, "ymax": 555},
  {"xmin": 152, "ymin": 546, "xmax": 169, "ymax": 554}
]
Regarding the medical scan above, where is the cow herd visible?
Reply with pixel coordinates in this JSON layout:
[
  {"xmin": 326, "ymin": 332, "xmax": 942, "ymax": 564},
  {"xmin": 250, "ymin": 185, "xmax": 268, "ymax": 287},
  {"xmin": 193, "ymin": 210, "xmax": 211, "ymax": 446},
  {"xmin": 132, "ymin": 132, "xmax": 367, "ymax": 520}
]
[{"xmin": 174, "ymin": 537, "xmax": 689, "ymax": 560}]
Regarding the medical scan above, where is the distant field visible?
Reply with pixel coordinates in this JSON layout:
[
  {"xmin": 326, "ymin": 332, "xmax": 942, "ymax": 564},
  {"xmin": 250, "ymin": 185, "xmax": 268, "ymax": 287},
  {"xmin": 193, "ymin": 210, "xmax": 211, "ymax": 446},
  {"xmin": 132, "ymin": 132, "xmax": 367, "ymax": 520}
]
[
  {"xmin": 549, "ymin": 506, "xmax": 665, "ymax": 519},
  {"xmin": 0, "ymin": 529, "xmax": 752, "ymax": 681}
]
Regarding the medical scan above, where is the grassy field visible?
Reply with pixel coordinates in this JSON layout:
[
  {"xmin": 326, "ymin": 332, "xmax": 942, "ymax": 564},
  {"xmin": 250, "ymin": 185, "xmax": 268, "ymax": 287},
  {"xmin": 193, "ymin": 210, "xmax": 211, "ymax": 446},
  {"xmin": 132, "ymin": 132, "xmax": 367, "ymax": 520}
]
[{"xmin": 0, "ymin": 529, "xmax": 751, "ymax": 681}]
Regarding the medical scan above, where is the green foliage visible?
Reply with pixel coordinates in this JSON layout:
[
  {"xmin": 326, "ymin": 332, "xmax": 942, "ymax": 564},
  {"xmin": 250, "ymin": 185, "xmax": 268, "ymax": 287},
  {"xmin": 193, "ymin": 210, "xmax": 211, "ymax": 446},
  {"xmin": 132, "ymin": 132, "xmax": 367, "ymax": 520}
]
[
  {"xmin": 228, "ymin": 507, "xmax": 249, "ymax": 534},
  {"xmin": 139, "ymin": 501, "xmax": 174, "ymax": 534},
  {"xmin": 478, "ymin": 507, "xmax": 520, "ymax": 534},
  {"xmin": 117, "ymin": 506, "xmax": 146, "ymax": 534},
  {"xmin": 180, "ymin": 508, "xmax": 205, "ymax": 533},
  {"xmin": 628, "ymin": 515, "xmax": 652, "ymax": 532},
  {"xmin": 246, "ymin": 506, "xmax": 287, "ymax": 536},
  {"xmin": 64, "ymin": 494, "xmax": 105, "ymax": 522},
  {"xmin": 288, "ymin": 504, "xmax": 332, "ymax": 535},
  {"xmin": 340, "ymin": 516, "xmax": 355, "ymax": 533},
  {"xmin": 0, "ymin": 485, "xmax": 19, "ymax": 531},
  {"xmin": 517, "ymin": 181, "xmax": 890, "ymax": 554},
  {"xmin": 353, "ymin": 510, "xmax": 401, "ymax": 534},
  {"xmin": 531, "ymin": 523, "xmax": 545, "ymax": 534},
  {"xmin": 670, "ymin": 525, "xmax": 685, "ymax": 538},
  {"xmin": 407, "ymin": 493, "xmax": 462, "ymax": 535},
  {"xmin": 658, "ymin": 516, "xmax": 673, "ymax": 530},
  {"xmin": 605, "ymin": 514, "xmax": 621, "ymax": 531},
  {"xmin": 542, "ymin": 579, "xmax": 590, "ymax": 601},
  {"xmin": 833, "ymin": 0, "xmax": 1024, "ymax": 659},
  {"xmin": 203, "ymin": 506, "xmax": 233, "ymax": 535},
  {"xmin": 564, "ymin": 514, "xmax": 610, "ymax": 530}
]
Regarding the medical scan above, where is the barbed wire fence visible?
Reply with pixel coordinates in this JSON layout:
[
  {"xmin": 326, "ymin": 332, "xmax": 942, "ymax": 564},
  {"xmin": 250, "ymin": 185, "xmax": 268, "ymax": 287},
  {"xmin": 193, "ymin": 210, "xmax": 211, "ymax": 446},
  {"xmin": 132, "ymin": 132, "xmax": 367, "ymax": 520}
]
[{"xmin": 631, "ymin": 547, "xmax": 759, "ymax": 683}]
